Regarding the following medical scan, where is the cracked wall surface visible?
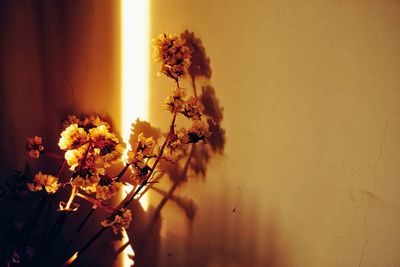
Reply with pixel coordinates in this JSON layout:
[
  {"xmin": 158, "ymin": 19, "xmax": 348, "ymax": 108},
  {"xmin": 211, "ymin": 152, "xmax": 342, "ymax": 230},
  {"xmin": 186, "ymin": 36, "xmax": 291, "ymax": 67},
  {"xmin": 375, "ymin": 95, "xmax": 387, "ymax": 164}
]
[{"xmin": 148, "ymin": 0, "xmax": 400, "ymax": 266}]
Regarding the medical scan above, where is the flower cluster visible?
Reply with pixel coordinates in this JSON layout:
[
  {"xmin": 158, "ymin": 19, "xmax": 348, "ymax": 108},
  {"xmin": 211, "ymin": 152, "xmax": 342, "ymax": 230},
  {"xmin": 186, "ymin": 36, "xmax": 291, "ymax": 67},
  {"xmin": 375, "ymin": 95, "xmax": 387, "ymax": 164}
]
[
  {"xmin": 100, "ymin": 208, "xmax": 132, "ymax": 234},
  {"xmin": 96, "ymin": 175, "xmax": 123, "ymax": 201},
  {"xmin": 14, "ymin": 32, "xmax": 218, "ymax": 267},
  {"xmin": 25, "ymin": 136, "xmax": 45, "ymax": 159},
  {"xmin": 153, "ymin": 33, "xmax": 192, "ymax": 80},
  {"xmin": 27, "ymin": 172, "xmax": 60, "ymax": 194},
  {"xmin": 162, "ymin": 88, "xmax": 210, "ymax": 160},
  {"xmin": 127, "ymin": 133, "xmax": 155, "ymax": 181},
  {"xmin": 59, "ymin": 116, "xmax": 125, "ymax": 198}
]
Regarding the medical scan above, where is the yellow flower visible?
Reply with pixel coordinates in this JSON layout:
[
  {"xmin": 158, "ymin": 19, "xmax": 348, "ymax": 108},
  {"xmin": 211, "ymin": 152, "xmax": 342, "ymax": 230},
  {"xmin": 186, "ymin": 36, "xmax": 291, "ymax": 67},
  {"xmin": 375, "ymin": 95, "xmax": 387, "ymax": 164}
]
[
  {"xmin": 90, "ymin": 125, "xmax": 125, "ymax": 168},
  {"xmin": 187, "ymin": 120, "xmax": 210, "ymax": 143},
  {"xmin": 58, "ymin": 124, "xmax": 88, "ymax": 150},
  {"xmin": 95, "ymin": 175, "xmax": 122, "ymax": 200},
  {"xmin": 182, "ymin": 96, "xmax": 204, "ymax": 120},
  {"xmin": 163, "ymin": 87, "xmax": 187, "ymax": 113},
  {"xmin": 128, "ymin": 153, "xmax": 152, "ymax": 180},
  {"xmin": 71, "ymin": 168, "xmax": 100, "ymax": 194},
  {"xmin": 28, "ymin": 172, "xmax": 60, "ymax": 194},
  {"xmin": 25, "ymin": 136, "xmax": 45, "ymax": 159},
  {"xmin": 82, "ymin": 115, "xmax": 111, "ymax": 131},
  {"xmin": 152, "ymin": 33, "xmax": 192, "ymax": 80},
  {"xmin": 64, "ymin": 144, "xmax": 89, "ymax": 171},
  {"xmin": 164, "ymin": 128, "xmax": 189, "ymax": 160},
  {"xmin": 101, "ymin": 208, "xmax": 132, "ymax": 234}
]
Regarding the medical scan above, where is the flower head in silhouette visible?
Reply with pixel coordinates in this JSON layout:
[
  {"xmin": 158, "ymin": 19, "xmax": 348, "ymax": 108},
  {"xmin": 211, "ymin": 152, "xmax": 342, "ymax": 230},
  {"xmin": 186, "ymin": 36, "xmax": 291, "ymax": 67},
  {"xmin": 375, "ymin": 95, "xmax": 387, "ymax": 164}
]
[{"xmin": 25, "ymin": 136, "xmax": 45, "ymax": 159}]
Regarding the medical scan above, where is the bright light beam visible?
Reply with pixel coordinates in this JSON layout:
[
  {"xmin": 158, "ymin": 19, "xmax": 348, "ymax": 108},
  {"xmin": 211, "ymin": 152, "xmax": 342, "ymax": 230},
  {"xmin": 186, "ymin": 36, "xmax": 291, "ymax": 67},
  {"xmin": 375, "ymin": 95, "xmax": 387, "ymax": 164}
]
[{"xmin": 120, "ymin": 0, "xmax": 150, "ymax": 266}]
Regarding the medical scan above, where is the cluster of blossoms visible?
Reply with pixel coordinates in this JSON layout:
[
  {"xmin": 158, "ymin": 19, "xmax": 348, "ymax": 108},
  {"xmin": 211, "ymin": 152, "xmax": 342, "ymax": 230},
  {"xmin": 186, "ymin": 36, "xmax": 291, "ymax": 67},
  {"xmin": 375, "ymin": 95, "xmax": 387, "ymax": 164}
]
[
  {"xmin": 127, "ymin": 133, "xmax": 155, "ymax": 181},
  {"xmin": 27, "ymin": 172, "xmax": 60, "ymax": 194},
  {"xmin": 100, "ymin": 208, "xmax": 132, "ymax": 234},
  {"xmin": 59, "ymin": 115, "xmax": 125, "ymax": 200},
  {"xmin": 17, "ymin": 32, "xmax": 214, "ymax": 266},
  {"xmin": 24, "ymin": 115, "xmax": 132, "ymax": 234},
  {"xmin": 152, "ymin": 33, "xmax": 210, "ymax": 161},
  {"xmin": 152, "ymin": 33, "xmax": 192, "ymax": 80},
  {"xmin": 25, "ymin": 136, "xmax": 45, "ymax": 159}
]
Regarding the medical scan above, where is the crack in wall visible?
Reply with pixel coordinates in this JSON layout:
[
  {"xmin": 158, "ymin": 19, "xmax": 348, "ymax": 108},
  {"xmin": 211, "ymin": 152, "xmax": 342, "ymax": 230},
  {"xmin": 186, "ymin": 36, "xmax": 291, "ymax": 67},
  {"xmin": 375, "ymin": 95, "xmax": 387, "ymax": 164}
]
[{"xmin": 358, "ymin": 112, "xmax": 399, "ymax": 266}]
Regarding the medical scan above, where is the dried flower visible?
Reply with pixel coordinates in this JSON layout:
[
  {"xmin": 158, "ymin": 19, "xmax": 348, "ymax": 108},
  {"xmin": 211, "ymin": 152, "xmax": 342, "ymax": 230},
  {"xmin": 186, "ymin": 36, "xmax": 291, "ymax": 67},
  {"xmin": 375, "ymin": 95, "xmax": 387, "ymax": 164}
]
[
  {"xmin": 96, "ymin": 175, "xmax": 122, "ymax": 200},
  {"xmin": 187, "ymin": 120, "xmax": 210, "ymax": 143},
  {"xmin": 89, "ymin": 125, "xmax": 125, "ymax": 168},
  {"xmin": 64, "ymin": 144, "xmax": 90, "ymax": 171},
  {"xmin": 71, "ymin": 168, "xmax": 100, "ymax": 194},
  {"xmin": 59, "ymin": 124, "xmax": 88, "ymax": 150},
  {"xmin": 25, "ymin": 136, "xmax": 45, "ymax": 158},
  {"xmin": 136, "ymin": 133, "xmax": 154, "ymax": 155},
  {"xmin": 27, "ymin": 172, "xmax": 60, "ymax": 194},
  {"xmin": 128, "ymin": 153, "xmax": 152, "ymax": 180},
  {"xmin": 182, "ymin": 96, "xmax": 204, "ymax": 120},
  {"xmin": 164, "ymin": 128, "xmax": 189, "ymax": 160},
  {"xmin": 163, "ymin": 87, "xmax": 187, "ymax": 113},
  {"xmin": 152, "ymin": 33, "xmax": 192, "ymax": 80},
  {"xmin": 82, "ymin": 115, "xmax": 111, "ymax": 131},
  {"xmin": 100, "ymin": 208, "xmax": 132, "ymax": 234}
]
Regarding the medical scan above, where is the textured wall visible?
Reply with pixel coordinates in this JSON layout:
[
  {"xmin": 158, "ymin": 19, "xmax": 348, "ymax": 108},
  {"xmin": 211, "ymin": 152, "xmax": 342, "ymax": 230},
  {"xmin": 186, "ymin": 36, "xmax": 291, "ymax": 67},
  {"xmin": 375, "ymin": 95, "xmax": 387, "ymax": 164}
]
[{"xmin": 147, "ymin": 1, "xmax": 400, "ymax": 266}]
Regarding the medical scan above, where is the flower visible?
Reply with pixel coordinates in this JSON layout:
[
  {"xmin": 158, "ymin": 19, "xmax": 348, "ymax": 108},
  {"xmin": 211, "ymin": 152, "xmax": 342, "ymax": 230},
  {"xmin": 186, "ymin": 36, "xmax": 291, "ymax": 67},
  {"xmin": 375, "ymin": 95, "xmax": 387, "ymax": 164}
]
[
  {"xmin": 163, "ymin": 87, "xmax": 187, "ymax": 113},
  {"xmin": 25, "ymin": 136, "xmax": 45, "ymax": 159},
  {"xmin": 101, "ymin": 208, "xmax": 132, "ymax": 234},
  {"xmin": 89, "ymin": 125, "xmax": 125, "ymax": 168},
  {"xmin": 152, "ymin": 33, "xmax": 192, "ymax": 80},
  {"xmin": 82, "ymin": 115, "xmax": 111, "ymax": 131},
  {"xmin": 58, "ymin": 124, "xmax": 88, "ymax": 150},
  {"xmin": 96, "ymin": 175, "xmax": 122, "ymax": 200},
  {"xmin": 27, "ymin": 172, "xmax": 60, "ymax": 194},
  {"xmin": 71, "ymin": 167, "xmax": 100, "ymax": 194},
  {"xmin": 187, "ymin": 120, "xmax": 210, "ymax": 143},
  {"xmin": 62, "ymin": 115, "xmax": 82, "ymax": 129},
  {"xmin": 64, "ymin": 144, "xmax": 90, "ymax": 171},
  {"xmin": 128, "ymin": 153, "xmax": 152, "ymax": 180},
  {"xmin": 181, "ymin": 96, "xmax": 204, "ymax": 120},
  {"xmin": 164, "ymin": 128, "xmax": 189, "ymax": 160}
]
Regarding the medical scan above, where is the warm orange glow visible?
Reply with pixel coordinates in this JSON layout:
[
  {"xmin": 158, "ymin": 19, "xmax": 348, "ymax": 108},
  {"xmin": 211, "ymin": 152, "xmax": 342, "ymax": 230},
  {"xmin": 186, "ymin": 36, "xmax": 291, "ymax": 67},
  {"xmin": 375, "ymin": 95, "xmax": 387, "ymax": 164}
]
[{"xmin": 120, "ymin": 0, "xmax": 150, "ymax": 266}]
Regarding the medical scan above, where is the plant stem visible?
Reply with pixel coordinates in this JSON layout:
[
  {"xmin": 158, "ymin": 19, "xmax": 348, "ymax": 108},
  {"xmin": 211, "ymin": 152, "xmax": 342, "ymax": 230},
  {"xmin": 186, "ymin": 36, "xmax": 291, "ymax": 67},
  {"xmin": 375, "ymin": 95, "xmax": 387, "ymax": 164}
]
[
  {"xmin": 63, "ymin": 112, "xmax": 178, "ymax": 264},
  {"xmin": 122, "ymin": 112, "xmax": 177, "ymax": 208},
  {"xmin": 45, "ymin": 150, "xmax": 64, "ymax": 160}
]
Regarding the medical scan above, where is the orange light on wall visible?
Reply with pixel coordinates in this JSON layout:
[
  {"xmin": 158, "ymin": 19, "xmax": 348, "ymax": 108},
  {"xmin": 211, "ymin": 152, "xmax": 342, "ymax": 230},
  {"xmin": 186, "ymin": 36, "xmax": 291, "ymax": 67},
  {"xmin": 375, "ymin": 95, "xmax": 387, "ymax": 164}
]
[{"xmin": 120, "ymin": 0, "xmax": 150, "ymax": 266}]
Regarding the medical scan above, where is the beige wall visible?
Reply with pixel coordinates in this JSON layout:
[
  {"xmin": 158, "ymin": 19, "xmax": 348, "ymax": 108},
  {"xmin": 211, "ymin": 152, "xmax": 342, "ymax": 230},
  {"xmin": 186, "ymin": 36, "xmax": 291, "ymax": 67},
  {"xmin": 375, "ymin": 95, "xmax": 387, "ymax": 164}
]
[{"xmin": 148, "ymin": 1, "xmax": 400, "ymax": 266}]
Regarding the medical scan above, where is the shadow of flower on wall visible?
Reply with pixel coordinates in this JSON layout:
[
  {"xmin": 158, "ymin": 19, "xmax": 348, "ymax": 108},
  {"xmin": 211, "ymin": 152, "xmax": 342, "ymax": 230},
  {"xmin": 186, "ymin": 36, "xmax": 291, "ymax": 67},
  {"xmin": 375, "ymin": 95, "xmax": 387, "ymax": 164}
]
[{"xmin": 120, "ymin": 31, "xmax": 226, "ymax": 267}]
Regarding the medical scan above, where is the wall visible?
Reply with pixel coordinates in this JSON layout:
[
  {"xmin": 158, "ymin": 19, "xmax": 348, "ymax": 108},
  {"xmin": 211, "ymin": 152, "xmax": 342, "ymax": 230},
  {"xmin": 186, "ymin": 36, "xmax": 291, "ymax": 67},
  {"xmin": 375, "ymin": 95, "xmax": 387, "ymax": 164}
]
[{"xmin": 147, "ymin": 1, "xmax": 400, "ymax": 266}]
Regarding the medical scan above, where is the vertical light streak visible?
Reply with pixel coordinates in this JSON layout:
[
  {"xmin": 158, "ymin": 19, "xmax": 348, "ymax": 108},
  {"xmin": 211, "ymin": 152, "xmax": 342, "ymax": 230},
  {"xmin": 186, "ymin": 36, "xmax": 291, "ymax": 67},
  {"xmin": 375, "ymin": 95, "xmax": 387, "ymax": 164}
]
[{"xmin": 121, "ymin": 0, "xmax": 150, "ymax": 266}]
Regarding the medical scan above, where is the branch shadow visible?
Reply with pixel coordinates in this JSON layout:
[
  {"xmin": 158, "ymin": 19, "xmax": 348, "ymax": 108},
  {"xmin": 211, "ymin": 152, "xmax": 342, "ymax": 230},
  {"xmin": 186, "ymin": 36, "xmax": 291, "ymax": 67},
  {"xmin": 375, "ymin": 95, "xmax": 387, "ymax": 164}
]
[{"xmin": 120, "ymin": 31, "xmax": 226, "ymax": 267}]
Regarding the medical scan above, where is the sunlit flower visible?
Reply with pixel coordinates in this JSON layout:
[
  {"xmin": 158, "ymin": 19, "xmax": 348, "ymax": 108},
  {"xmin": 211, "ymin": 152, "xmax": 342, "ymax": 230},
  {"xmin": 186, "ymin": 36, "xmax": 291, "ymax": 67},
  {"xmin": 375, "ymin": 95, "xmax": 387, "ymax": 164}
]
[
  {"xmin": 182, "ymin": 96, "xmax": 204, "ymax": 120},
  {"xmin": 128, "ymin": 153, "xmax": 152, "ymax": 180},
  {"xmin": 136, "ymin": 133, "xmax": 154, "ymax": 155},
  {"xmin": 163, "ymin": 87, "xmax": 187, "ymax": 113},
  {"xmin": 71, "ymin": 168, "xmax": 100, "ymax": 194},
  {"xmin": 27, "ymin": 172, "xmax": 60, "ymax": 194},
  {"xmin": 58, "ymin": 124, "xmax": 88, "ymax": 150},
  {"xmin": 82, "ymin": 115, "xmax": 111, "ymax": 131},
  {"xmin": 100, "ymin": 208, "xmax": 132, "ymax": 234},
  {"xmin": 187, "ymin": 120, "xmax": 210, "ymax": 143},
  {"xmin": 25, "ymin": 136, "xmax": 45, "ymax": 159},
  {"xmin": 152, "ymin": 33, "xmax": 192, "ymax": 80},
  {"xmin": 90, "ymin": 125, "xmax": 124, "ymax": 168},
  {"xmin": 64, "ymin": 144, "xmax": 89, "ymax": 171},
  {"xmin": 95, "ymin": 175, "xmax": 122, "ymax": 200},
  {"xmin": 164, "ymin": 128, "xmax": 189, "ymax": 160}
]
